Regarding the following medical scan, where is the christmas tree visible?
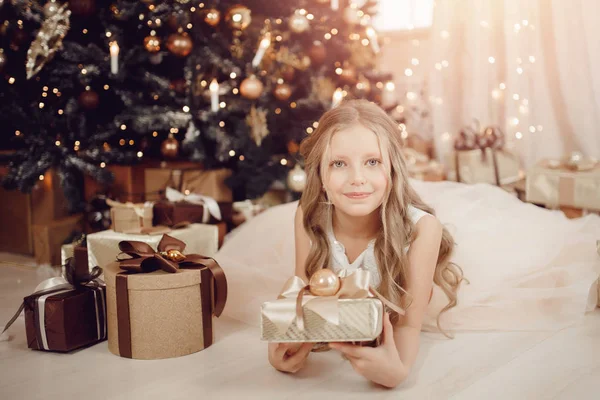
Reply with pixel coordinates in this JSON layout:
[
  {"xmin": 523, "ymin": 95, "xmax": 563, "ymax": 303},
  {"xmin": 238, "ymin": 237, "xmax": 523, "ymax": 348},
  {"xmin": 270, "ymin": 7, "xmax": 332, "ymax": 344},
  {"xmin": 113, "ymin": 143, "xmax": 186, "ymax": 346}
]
[{"xmin": 0, "ymin": 0, "xmax": 401, "ymax": 211}]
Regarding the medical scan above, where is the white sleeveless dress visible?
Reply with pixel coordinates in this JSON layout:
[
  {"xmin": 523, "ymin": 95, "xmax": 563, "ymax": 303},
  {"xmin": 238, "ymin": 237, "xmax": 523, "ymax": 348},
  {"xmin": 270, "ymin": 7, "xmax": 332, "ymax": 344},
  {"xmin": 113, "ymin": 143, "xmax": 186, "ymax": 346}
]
[{"xmin": 327, "ymin": 205, "xmax": 430, "ymax": 288}]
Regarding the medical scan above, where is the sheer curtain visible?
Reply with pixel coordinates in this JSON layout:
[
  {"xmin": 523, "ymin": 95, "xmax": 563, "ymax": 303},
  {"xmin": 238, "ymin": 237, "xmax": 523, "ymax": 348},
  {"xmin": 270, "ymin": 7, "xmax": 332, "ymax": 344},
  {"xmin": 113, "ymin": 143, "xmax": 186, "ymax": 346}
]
[{"xmin": 428, "ymin": 0, "xmax": 600, "ymax": 168}]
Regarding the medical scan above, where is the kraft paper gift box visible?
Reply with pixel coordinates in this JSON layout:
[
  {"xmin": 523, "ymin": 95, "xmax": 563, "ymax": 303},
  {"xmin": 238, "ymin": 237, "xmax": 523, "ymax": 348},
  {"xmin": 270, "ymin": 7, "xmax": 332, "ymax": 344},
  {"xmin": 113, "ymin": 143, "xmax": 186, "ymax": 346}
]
[
  {"xmin": 87, "ymin": 223, "xmax": 219, "ymax": 270},
  {"xmin": 180, "ymin": 168, "xmax": 233, "ymax": 203},
  {"xmin": 261, "ymin": 270, "xmax": 402, "ymax": 343},
  {"xmin": 3, "ymin": 261, "xmax": 107, "ymax": 352},
  {"xmin": 526, "ymin": 159, "xmax": 600, "ymax": 211},
  {"xmin": 103, "ymin": 234, "xmax": 227, "ymax": 359},
  {"xmin": 452, "ymin": 148, "xmax": 523, "ymax": 185},
  {"xmin": 106, "ymin": 199, "xmax": 154, "ymax": 233},
  {"xmin": 32, "ymin": 214, "xmax": 83, "ymax": 265}
]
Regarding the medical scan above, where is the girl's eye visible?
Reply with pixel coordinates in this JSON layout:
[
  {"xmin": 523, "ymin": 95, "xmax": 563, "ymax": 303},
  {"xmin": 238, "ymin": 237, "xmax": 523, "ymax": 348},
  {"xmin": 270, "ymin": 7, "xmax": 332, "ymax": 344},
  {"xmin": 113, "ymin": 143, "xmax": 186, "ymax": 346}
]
[
  {"xmin": 367, "ymin": 159, "xmax": 380, "ymax": 166},
  {"xmin": 331, "ymin": 160, "xmax": 345, "ymax": 168}
]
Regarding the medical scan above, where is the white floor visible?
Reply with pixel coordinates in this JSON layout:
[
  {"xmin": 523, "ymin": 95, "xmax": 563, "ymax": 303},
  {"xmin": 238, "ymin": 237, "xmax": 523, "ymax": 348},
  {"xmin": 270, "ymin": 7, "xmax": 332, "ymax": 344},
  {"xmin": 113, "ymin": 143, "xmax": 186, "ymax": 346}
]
[{"xmin": 1, "ymin": 254, "xmax": 600, "ymax": 400}]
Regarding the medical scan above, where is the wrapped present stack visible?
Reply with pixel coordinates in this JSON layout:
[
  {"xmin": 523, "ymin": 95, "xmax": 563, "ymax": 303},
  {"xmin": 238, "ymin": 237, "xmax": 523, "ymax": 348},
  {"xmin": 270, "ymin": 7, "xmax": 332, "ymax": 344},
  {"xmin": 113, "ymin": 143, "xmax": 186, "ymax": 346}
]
[
  {"xmin": 103, "ymin": 234, "xmax": 228, "ymax": 359},
  {"xmin": 261, "ymin": 269, "xmax": 403, "ymax": 344},
  {"xmin": 451, "ymin": 120, "xmax": 524, "ymax": 186},
  {"xmin": 526, "ymin": 152, "xmax": 600, "ymax": 218},
  {"xmin": 0, "ymin": 168, "xmax": 83, "ymax": 265}
]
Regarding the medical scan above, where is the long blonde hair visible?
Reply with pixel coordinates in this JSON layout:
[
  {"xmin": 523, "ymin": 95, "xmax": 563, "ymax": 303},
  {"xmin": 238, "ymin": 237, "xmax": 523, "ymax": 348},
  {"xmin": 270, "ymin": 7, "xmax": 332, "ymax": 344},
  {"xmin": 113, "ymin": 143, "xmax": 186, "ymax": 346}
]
[{"xmin": 298, "ymin": 100, "xmax": 465, "ymax": 335}]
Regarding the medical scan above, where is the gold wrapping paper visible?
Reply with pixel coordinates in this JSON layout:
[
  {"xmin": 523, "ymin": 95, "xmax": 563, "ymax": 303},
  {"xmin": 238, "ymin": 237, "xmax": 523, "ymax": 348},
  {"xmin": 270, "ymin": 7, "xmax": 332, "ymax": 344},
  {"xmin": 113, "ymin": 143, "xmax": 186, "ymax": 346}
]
[
  {"xmin": 104, "ymin": 262, "xmax": 207, "ymax": 360},
  {"xmin": 86, "ymin": 223, "xmax": 219, "ymax": 270},
  {"xmin": 107, "ymin": 200, "xmax": 154, "ymax": 233},
  {"xmin": 261, "ymin": 298, "xmax": 383, "ymax": 342},
  {"xmin": 451, "ymin": 148, "xmax": 523, "ymax": 185},
  {"xmin": 526, "ymin": 161, "xmax": 600, "ymax": 210},
  {"xmin": 261, "ymin": 270, "xmax": 401, "ymax": 343}
]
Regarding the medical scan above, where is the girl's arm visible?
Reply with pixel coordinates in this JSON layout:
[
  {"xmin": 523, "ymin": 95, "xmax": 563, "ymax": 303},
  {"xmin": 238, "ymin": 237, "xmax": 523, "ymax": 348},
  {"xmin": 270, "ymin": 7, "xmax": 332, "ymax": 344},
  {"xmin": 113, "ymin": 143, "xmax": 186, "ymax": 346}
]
[
  {"xmin": 294, "ymin": 204, "xmax": 310, "ymax": 282},
  {"xmin": 392, "ymin": 215, "xmax": 443, "ymax": 380}
]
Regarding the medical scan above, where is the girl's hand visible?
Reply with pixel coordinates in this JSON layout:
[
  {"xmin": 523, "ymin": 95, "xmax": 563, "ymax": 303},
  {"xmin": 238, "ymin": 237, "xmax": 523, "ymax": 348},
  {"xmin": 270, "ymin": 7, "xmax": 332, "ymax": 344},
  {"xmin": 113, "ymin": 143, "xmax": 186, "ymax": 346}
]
[
  {"xmin": 268, "ymin": 342, "xmax": 313, "ymax": 373},
  {"xmin": 329, "ymin": 313, "xmax": 407, "ymax": 388}
]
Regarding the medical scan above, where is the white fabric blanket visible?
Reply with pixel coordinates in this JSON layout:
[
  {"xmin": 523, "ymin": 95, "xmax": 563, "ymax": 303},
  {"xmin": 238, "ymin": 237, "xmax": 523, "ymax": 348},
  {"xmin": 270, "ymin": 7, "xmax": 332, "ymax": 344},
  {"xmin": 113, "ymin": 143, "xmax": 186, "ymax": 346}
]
[{"xmin": 217, "ymin": 180, "xmax": 600, "ymax": 332}]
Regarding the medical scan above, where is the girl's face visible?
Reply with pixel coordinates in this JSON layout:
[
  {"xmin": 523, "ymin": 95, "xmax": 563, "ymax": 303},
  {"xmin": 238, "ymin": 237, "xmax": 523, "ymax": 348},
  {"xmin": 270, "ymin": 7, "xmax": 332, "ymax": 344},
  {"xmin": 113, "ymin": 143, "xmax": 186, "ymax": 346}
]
[{"xmin": 323, "ymin": 124, "xmax": 388, "ymax": 218}]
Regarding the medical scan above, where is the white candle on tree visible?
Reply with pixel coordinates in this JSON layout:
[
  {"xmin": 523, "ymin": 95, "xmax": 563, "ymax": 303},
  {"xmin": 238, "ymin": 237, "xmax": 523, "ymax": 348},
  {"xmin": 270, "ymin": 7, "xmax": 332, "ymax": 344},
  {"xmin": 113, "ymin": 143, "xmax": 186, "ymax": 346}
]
[
  {"xmin": 331, "ymin": 0, "xmax": 339, "ymax": 11},
  {"xmin": 331, "ymin": 88, "xmax": 343, "ymax": 108},
  {"xmin": 110, "ymin": 42, "xmax": 119, "ymax": 75},
  {"xmin": 252, "ymin": 32, "xmax": 271, "ymax": 68},
  {"xmin": 365, "ymin": 27, "xmax": 380, "ymax": 54},
  {"xmin": 209, "ymin": 79, "xmax": 219, "ymax": 112}
]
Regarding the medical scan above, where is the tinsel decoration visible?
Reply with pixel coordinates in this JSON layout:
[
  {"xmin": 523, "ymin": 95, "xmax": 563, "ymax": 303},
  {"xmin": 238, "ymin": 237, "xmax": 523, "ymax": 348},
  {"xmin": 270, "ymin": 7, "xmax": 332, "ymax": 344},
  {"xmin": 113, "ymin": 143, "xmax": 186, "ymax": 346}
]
[
  {"xmin": 246, "ymin": 105, "xmax": 269, "ymax": 146},
  {"xmin": 26, "ymin": 3, "xmax": 71, "ymax": 79}
]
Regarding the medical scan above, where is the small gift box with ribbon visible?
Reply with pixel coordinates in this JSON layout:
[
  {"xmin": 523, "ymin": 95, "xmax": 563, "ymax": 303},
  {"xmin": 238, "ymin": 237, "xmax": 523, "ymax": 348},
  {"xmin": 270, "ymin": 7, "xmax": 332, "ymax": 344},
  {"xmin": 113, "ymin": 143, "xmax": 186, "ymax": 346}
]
[
  {"xmin": 526, "ymin": 153, "xmax": 600, "ymax": 211},
  {"xmin": 103, "ymin": 234, "xmax": 228, "ymax": 360},
  {"xmin": 153, "ymin": 187, "xmax": 232, "ymax": 227},
  {"xmin": 2, "ymin": 259, "xmax": 107, "ymax": 352},
  {"xmin": 106, "ymin": 199, "xmax": 154, "ymax": 234},
  {"xmin": 452, "ymin": 120, "xmax": 523, "ymax": 186},
  {"xmin": 261, "ymin": 269, "xmax": 404, "ymax": 343}
]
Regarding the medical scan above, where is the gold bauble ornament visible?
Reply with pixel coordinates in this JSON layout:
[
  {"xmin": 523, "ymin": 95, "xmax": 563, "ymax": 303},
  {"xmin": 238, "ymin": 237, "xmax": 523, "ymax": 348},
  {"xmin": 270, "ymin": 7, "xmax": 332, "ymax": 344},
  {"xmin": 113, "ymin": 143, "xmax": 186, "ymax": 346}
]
[
  {"xmin": 240, "ymin": 75, "xmax": 264, "ymax": 100},
  {"xmin": 166, "ymin": 32, "xmax": 193, "ymax": 57},
  {"xmin": 273, "ymin": 83, "xmax": 292, "ymax": 101},
  {"xmin": 143, "ymin": 35, "xmax": 161, "ymax": 53},
  {"xmin": 161, "ymin": 133, "xmax": 179, "ymax": 158},
  {"xmin": 225, "ymin": 4, "xmax": 251, "ymax": 30},
  {"xmin": 289, "ymin": 11, "xmax": 310, "ymax": 33},
  {"xmin": 287, "ymin": 164, "xmax": 307, "ymax": 192},
  {"xmin": 201, "ymin": 8, "xmax": 221, "ymax": 26},
  {"xmin": 309, "ymin": 269, "xmax": 341, "ymax": 296},
  {"xmin": 166, "ymin": 249, "xmax": 186, "ymax": 262}
]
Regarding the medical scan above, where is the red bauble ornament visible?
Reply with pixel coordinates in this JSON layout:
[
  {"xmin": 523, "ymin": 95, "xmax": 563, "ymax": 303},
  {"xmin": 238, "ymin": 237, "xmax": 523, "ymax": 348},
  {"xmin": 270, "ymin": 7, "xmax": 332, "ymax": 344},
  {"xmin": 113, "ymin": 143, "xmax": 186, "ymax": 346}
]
[
  {"xmin": 78, "ymin": 89, "xmax": 99, "ymax": 110},
  {"xmin": 166, "ymin": 33, "xmax": 193, "ymax": 57},
  {"xmin": 160, "ymin": 134, "xmax": 179, "ymax": 158},
  {"xmin": 308, "ymin": 41, "xmax": 327, "ymax": 66},
  {"xmin": 69, "ymin": 0, "xmax": 96, "ymax": 17}
]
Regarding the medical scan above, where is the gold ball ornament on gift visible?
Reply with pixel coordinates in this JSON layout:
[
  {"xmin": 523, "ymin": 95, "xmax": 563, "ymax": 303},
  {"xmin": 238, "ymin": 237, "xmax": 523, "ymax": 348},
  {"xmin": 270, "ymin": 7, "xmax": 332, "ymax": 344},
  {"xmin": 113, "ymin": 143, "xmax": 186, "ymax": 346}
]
[
  {"xmin": 201, "ymin": 8, "xmax": 221, "ymax": 27},
  {"xmin": 289, "ymin": 11, "xmax": 310, "ymax": 33},
  {"xmin": 226, "ymin": 4, "xmax": 251, "ymax": 30},
  {"xmin": 287, "ymin": 164, "xmax": 307, "ymax": 192},
  {"xmin": 161, "ymin": 133, "xmax": 179, "ymax": 158},
  {"xmin": 166, "ymin": 32, "xmax": 193, "ymax": 57},
  {"xmin": 273, "ymin": 83, "xmax": 292, "ymax": 101},
  {"xmin": 143, "ymin": 35, "xmax": 161, "ymax": 53},
  {"xmin": 240, "ymin": 75, "xmax": 264, "ymax": 100},
  {"xmin": 309, "ymin": 269, "xmax": 341, "ymax": 297}
]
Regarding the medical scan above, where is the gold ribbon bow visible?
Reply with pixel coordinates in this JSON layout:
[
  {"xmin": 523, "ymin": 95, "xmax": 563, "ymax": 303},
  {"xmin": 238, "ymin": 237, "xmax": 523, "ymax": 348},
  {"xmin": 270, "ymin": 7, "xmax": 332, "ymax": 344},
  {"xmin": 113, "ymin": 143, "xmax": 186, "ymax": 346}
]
[
  {"xmin": 264, "ymin": 269, "xmax": 405, "ymax": 334},
  {"xmin": 117, "ymin": 234, "xmax": 227, "ymax": 317}
]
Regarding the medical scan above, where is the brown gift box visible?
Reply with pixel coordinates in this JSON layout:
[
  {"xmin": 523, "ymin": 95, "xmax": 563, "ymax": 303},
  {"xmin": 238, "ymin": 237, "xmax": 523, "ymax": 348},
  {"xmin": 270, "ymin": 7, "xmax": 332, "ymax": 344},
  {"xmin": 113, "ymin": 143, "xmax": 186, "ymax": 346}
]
[
  {"xmin": 104, "ymin": 256, "xmax": 226, "ymax": 360},
  {"xmin": 526, "ymin": 160, "xmax": 600, "ymax": 211},
  {"xmin": 180, "ymin": 169, "xmax": 233, "ymax": 202},
  {"xmin": 84, "ymin": 165, "xmax": 146, "ymax": 204},
  {"xmin": 107, "ymin": 200, "xmax": 153, "ymax": 233},
  {"xmin": 24, "ymin": 285, "xmax": 107, "ymax": 352},
  {"xmin": 33, "ymin": 215, "xmax": 84, "ymax": 266},
  {"xmin": 0, "ymin": 168, "xmax": 69, "ymax": 255}
]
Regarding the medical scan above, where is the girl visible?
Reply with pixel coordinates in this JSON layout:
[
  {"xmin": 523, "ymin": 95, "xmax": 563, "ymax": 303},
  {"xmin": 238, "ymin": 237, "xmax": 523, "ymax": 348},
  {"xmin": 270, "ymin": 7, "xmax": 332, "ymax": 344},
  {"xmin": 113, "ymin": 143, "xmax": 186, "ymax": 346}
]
[{"xmin": 267, "ymin": 100, "xmax": 465, "ymax": 388}]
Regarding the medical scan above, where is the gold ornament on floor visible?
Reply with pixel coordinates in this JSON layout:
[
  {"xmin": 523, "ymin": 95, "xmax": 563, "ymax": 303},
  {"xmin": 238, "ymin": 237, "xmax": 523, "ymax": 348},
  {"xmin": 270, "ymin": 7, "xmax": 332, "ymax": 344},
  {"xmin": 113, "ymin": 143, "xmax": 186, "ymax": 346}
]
[
  {"xmin": 240, "ymin": 75, "xmax": 264, "ymax": 100},
  {"xmin": 289, "ymin": 10, "xmax": 310, "ymax": 33},
  {"xmin": 309, "ymin": 269, "xmax": 340, "ymax": 296},
  {"xmin": 143, "ymin": 35, "xmax": 161, "ymax": 53},
  {"xmin": 287, "ymin": 164, "xmax": 307, "ymax": 193},
  {"xmin": 246, "ymin": 105, "xmax": 269, "ymax": 146},
  {"xmin": 166, "ymin": 32, "xmax": 193, "ymax": 57},
  {"xmin": 26, "ymin": 3, "xmax": 71, "ymax": 79},
  {"xmin": 161, "ymin": 133, "xmax": 179, "ymax": 158},
  {"xmin": 201, "ymin": 8, "xmax": 221, "ymax": 27},
  {"xmin": 273, "ymin": 83, "xmax": 292, "ymax": 101},
  {"xmin": 226, "ymin": 4, "xmax": 251, "ymax": 30}
]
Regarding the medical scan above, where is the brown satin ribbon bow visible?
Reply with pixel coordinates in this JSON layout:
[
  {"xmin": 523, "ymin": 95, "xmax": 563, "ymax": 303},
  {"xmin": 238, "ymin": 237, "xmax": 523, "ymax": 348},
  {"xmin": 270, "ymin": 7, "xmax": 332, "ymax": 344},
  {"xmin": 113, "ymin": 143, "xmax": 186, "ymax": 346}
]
[
  {"xmin": 454, "ymin": 119, "xmax": 505, "ymax": 157},
  {"xmin": 117, "ymin": 234, "xmax": 227, "ymax": 317}
]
